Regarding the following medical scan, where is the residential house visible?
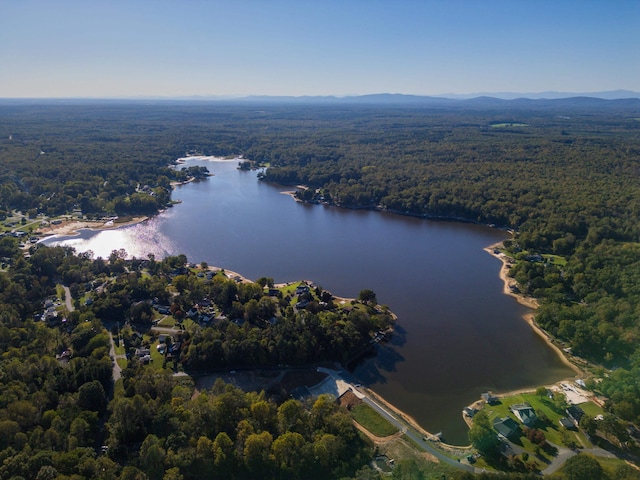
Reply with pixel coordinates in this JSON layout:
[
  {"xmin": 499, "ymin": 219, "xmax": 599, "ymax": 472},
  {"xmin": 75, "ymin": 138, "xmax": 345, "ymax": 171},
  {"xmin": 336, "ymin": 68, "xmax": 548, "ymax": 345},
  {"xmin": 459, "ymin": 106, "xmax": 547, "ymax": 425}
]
[
  {"xmin": 463, "ymin": 407, "xmax": 478, "ymax": 418},
  {"xmin": 481, "ymin": 392, "xmax": 499, "ymax": 405},
  {"xmin": 493, "ymin": 417, "xmax": 519, "ymax": 439},
  {"xmin": 135, "ymin": 348, "xmax": 151, "ymax": 358},
  {"xmin": 566, "ymin": 405, "xmax": 585, "ymax": 426},
  {"xmin": 559, "ymin": 417, "xmax": 576, "ymax": 430},
  {"xmin": 510, "ymin": 403, "xmax": 537, "ymax": 426}
]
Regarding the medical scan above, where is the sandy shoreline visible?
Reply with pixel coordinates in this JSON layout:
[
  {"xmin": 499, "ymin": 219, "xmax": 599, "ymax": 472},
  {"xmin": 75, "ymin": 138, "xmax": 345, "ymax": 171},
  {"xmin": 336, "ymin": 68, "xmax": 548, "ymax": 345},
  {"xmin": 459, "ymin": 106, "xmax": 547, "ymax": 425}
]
[
  {"xmin": 484, "ymin": 241, "xmax": 581, "ymax": 377},
  {"xmin": 38, "ymin": 216, "xmax": 150, "ymax": 238},
  {"xmin": 176, "ymin": 155, "xmax": 242, "ymax": 163},
  {"xmin": 363, "ymin": 386, "xmax": 474, "ymax": 452},
  {"xmin": 36, "ymin": 165, "xmax": 585, "ymax": 450}
]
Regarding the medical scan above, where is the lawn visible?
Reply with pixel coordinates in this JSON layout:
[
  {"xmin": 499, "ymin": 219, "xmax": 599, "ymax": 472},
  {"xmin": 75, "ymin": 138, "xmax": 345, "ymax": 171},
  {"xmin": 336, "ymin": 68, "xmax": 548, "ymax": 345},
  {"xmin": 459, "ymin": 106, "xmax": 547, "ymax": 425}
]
[
  {"xmin": 114, "ymin": 342, "xmax": 126, "ymax": 356},
  {"xmin": 596, "ymin": 455, "xmax": 640, "ymax": 478},
  {"xmin": 158, "ymin": 315, "xmax": 176, "ymax": 327},
  {"xmin": 278, "ymin": 282, "xmax": 303, "ymax": 297},
  {"xmin": 352, "ymin": 404, "xmax": 398, "ymax": 437},
  {"xmin": 483, "ymin": 392, "xmax": 583, "ymax": 449},
  {"xmin": 542, "ymin": 254, "xmax": 567, "ymax": 266},
  {"xmin": 384, "ymin": 436, "xmax": 462, "ymax": 479},
  {"xmin": 148, "ymin": 339, "xmax": 166, "ymax": 369},
  {"xmin": 579, "ymin": 400, "xmax": 604, "ymax": 417}
]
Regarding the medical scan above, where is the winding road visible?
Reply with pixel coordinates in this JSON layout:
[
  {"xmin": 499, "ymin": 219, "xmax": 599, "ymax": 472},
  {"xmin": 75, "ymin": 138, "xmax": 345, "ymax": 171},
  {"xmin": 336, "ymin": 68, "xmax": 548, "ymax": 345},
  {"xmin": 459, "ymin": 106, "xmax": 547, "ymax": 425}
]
[
  {"xmin": 59, "ymin": 285, "xmax": 625, "ymax": 475},
  {"xmin": 319, "ymin": 367, "xmax": 625, "ymax": 475},
  {"xmin": 62, "ymin": 284, "xmax": 123, "ymax": 382},
  {"xmin": 318, "ymin": 367, "xmax": 478, "ymax": 474}
]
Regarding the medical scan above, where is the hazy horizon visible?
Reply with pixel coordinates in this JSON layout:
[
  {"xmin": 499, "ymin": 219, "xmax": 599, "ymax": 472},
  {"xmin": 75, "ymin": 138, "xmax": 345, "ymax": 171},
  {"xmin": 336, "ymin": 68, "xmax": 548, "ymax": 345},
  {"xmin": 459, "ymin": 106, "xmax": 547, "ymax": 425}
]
[{"xmin": 1, "ymin": 1, "xmax": 638, "ymax": 99}]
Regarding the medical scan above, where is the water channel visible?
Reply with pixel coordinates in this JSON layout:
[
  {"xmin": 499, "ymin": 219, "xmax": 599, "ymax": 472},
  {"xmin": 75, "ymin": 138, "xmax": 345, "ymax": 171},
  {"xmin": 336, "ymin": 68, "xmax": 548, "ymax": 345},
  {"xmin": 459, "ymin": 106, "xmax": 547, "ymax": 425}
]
[{"xmin": 45, "ymin": 157, "xmax": 575, "ymax": 444}]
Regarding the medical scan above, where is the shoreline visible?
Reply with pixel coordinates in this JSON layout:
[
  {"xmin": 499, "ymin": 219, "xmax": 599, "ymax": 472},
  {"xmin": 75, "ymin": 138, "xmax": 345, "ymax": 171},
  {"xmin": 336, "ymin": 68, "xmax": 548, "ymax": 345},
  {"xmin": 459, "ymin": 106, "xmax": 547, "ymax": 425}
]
[
  {"xmin": 277, "ymin": 182, "xmax": 502, "ymax": 226},
  {"xmin": 36, "ymin": 155, "xmax": 239, "ymax": 239},
  {"xmin": 176, "ymin": 154, "xmax": 242, "ymax": 164},
  {"xmin": 484, "ymin": 241, "xmax": 581, "ymax": 377},
  {"xmin": 38, "ymin": 164, "xmax": 582, "ymax": 451},
  {"xmin": 363, "ymin": 386, "xmax": 474, "ymax": 452},
  {"xmin": 37, "ymin": 215, "xmax": 149, "ymax": 238}
]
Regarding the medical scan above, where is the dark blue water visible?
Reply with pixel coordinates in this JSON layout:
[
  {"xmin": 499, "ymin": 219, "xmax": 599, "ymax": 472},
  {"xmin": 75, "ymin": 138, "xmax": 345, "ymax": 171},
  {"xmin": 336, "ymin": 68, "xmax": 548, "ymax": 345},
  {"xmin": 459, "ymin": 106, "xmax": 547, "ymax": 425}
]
[{"xmin": 46, "ymin": 158, "xmax": 574, "ymax": 444}]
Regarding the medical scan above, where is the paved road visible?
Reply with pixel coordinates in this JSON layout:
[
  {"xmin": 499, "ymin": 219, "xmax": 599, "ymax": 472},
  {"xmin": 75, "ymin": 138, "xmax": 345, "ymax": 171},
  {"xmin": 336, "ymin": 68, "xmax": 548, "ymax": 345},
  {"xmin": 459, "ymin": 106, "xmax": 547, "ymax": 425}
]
[
  {"xmin": 541, "ymin": 444, "xmax": 618, "ymax": 475},
  {"xmin": 318, "ymin": 367, "xmax": 477, "ymax": 474},
  {"xmin": 55, "ymin": 292, "xmax": 621, "ymax": 476},
  {"xmin": 62, "ymin": 285, "xmax": 74, "ymax": 312},
  {"xmin": 319, "ymin": 367, "xmax": 624, "ymax": 476},
  {"xmin": 62, "ymin": 284, "xmax": 124, "ymax": 382},
  {"xmin": 108, "ymin": 333, "xmax": 123, "ymax": 381}
]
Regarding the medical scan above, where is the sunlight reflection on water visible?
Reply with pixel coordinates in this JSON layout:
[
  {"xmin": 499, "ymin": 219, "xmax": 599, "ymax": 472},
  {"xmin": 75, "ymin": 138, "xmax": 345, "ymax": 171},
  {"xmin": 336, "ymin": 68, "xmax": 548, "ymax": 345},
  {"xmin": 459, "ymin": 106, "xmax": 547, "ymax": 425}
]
[{"xmin": 45, "ymin": 220, "xmax": 176, "ymax": 260}]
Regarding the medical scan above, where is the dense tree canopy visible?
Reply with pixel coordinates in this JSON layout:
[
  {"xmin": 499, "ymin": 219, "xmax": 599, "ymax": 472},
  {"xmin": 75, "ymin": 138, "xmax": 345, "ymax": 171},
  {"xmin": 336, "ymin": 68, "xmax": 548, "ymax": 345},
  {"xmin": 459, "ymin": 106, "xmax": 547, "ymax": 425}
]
[{"xmin": 1, "ymin": 100, "xmax": 640, "ymax": 477}]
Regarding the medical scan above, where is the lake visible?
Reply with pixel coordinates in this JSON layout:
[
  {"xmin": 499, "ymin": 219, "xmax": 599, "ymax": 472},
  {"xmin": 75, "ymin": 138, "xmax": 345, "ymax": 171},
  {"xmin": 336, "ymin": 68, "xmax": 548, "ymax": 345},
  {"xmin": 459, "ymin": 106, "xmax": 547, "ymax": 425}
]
[{"xmin": 45, "ymin": 157, "xmax": 575, "ymax": 444}]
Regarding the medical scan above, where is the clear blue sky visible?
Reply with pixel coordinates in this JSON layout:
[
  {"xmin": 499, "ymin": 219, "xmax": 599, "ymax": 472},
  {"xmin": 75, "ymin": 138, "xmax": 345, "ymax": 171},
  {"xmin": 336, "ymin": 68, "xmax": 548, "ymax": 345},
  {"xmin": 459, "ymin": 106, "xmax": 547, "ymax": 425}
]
[{"xmin": 1, "ymin": 0, "xmax": 638, "ymax": 98}]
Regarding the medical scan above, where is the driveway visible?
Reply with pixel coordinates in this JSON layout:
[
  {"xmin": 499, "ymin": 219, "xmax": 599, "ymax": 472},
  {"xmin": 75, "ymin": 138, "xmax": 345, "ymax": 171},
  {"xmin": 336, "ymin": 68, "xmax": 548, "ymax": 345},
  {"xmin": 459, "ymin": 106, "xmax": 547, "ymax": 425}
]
[
  {"xmin": 62, "ymin": 284, "xmax": 124, "ymax": 383},
  {"xmin": 62, "ymin": 285, "xmax": 74, "ymax": 312}
]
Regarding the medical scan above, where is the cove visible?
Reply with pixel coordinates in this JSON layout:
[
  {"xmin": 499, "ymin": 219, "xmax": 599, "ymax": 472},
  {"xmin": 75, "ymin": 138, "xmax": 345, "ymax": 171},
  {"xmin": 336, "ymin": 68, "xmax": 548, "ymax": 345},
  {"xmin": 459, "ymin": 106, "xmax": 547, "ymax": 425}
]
[{"xmin": 45, "ymin": 158, "xmax": 575, "ymax": 444}]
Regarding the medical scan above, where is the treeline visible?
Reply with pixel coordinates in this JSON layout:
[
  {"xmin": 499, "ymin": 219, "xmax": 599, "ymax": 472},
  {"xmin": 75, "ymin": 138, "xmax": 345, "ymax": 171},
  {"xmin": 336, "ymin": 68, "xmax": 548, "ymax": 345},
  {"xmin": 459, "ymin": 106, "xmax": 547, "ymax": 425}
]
[
  {"xmin": 13, "ymin": 243, "xmax": 393, "ymax": 371},
  {"xmin": 0, "ymin": 105, "xmax": 201, "ymax": 218},
  {"xmin": 107, "ymin": 372, "xmax": 372, "ymax": 479},
  {"xmin": 0, "ymin": 242, "xmax": 114, "ymax": 478},
  {"xmin": 3, "ymin": 101, "xmax": 640, "ymax": 468},
  {"xmin": 0, "ymin": 239, "xmax": 392, "ymax": 478}
]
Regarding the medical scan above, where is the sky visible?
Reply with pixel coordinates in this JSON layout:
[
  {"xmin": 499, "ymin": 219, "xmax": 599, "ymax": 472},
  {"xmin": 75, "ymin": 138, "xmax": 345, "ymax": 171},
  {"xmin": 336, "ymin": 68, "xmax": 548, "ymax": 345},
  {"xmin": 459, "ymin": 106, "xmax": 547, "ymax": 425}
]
[{"xmin": 0, "ymin": 0, "xmax": 639, "ymax": 98}]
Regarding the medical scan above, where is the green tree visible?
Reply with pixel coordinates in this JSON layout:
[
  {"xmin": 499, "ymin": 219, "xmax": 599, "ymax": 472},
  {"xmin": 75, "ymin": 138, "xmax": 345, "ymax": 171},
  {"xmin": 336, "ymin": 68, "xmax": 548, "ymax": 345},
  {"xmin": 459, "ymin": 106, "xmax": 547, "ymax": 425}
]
[
  {"xmin": 212, "ymin": 431, "xmax": 235, "ymax": 475},
  {"xmin": 272, "ymin": 431, "xmax": 306, "ymax": 476},
  {"xmin": 77, "ymin": 380, "xmax": 107, "ymax": 412},
  {"xmin": 162, "ymin": 468, "xmax": 184, "ymax": 480},
  {"xmin": 579, "ymin": 415, "xmax": 597, "ymax": 436},
  {"xmin": 139, "ymin": 434, "xmax": 166, "ymax": 480},
  {"xmin": 358, "ymin": 289, "xmax": 377, "ymax": 305},
  {"xmin": 562, "ymin": 454, "xmax": 603, "ymax": 480},
  {"xmin": 243, "ymin": 431, "xmax": 274, "ymax": 474},
  {"xmin": 277, "ymin": 398, "xmax": 308, "ymax": 435},
  {"xmin": 468, "ymin": 410, "xmax": 500, "ymax": 456}
]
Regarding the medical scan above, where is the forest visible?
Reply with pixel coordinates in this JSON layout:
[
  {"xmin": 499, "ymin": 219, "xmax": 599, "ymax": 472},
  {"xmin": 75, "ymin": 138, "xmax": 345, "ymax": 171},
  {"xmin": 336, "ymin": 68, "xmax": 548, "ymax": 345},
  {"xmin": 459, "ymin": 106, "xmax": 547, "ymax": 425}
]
[
  {"xmin": 0, "ymin": 239, "xmax": 391, "ymax": 479},
  {"xmin": 1, "ymin": 100, "xmax": 640, "ymax": 478}
]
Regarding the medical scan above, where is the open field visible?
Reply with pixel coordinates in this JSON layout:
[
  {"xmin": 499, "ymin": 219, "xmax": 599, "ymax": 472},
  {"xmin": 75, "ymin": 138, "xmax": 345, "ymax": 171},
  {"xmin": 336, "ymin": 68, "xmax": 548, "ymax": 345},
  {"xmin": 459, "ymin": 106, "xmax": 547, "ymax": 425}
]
[{"xmin": 352, "ymin": 404, "xmax": 399, "ymax": 437}]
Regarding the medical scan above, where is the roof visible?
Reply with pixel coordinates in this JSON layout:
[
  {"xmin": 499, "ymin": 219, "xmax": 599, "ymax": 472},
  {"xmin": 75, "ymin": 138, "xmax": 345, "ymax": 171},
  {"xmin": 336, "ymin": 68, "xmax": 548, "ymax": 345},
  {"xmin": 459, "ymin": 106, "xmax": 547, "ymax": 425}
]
[
  {"xmin": 510, "ymin": 403, "xmax": 537, "ymax": 425},
  {"xmin": 481, "ymin": 392, "xmax": 499, "ymax": 404},
  {"xmin": 493, "ymin": 417, "xmax": 519, "ymax": 439},
  {"xmin": 559, "ymin": 417, "xmax": 575, "ymax": 429},
  {"xmin": 566, "ymin": 405, "xmax": 585, "ymax": 421}
]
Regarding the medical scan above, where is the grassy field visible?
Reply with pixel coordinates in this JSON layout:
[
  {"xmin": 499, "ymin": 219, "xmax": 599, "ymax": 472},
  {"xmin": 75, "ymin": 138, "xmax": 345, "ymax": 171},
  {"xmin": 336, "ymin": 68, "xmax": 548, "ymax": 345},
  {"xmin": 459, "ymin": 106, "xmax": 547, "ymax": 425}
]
[
  {"xmin": 483, "ymin": 391, "xmax": 604, "ymax": 454},
  {"xmin": 381, "ymin": 436, "xmax": 461, "ymax": 479},
  {"xmin": 158, "ymin": 315, "xmax": 176, "ymax": 327},
  {"xmin": 352, "ymin": 404, "xmax": 398, "ymax": 437},
  {"xmin": 542, "ymin": 254, "xmax": 567, "ymax": 266},
  {"xmin": 596, "ymin": 455, "xmax": 640, "ymax": 478}
]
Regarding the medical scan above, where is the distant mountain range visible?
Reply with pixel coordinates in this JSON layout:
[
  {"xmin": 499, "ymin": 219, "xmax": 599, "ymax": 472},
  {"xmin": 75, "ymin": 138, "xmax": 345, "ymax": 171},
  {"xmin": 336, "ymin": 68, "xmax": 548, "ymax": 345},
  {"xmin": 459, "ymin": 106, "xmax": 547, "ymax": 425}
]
[
  {"xmin": 226, "ymin": 93, "xmax": 640, "ymax": 108},
  {"xmin": 238, "ymin": 90, "xmax": 640, "ymax": 102},
  {"xmin": 434, "ymin": 90, "xmax": 640, "ymax": 100},
  {"xmin": 2, "ymin": 91, "xmax": 640, "ymax": 108}
]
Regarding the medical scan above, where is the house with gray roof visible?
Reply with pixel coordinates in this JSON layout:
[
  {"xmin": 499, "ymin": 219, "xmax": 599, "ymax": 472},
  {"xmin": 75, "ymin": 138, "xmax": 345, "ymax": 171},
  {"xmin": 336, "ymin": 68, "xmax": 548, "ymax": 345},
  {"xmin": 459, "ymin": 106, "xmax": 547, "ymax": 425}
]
[
  {"xmin": 510, "ymin": 403, "xmax": 537, "ymax": 426},
  {"xmin": 493, "ymin": 416, "xmax": 519, "ymax": 439}
]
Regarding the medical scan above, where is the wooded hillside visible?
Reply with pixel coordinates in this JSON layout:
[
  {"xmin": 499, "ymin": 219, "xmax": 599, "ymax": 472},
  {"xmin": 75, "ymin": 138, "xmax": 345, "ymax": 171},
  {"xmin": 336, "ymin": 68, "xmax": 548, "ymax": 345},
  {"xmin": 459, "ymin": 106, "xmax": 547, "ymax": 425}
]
[{"xmin": 1, "ymin": 101, "xmax": 640, "ymax": 477}]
